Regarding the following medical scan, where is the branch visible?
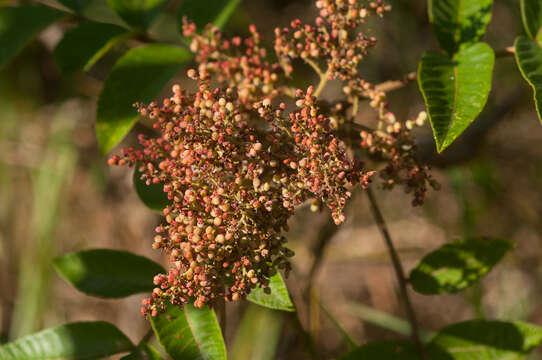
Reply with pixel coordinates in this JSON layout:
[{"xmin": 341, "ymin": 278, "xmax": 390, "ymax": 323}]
[
  {"xmin": 366, "ymin": 188, "xmax": 426, "ymax": 359},
  {"xmin": 372, "ymin": 71, "xmax": 417, "ymax": 94}
]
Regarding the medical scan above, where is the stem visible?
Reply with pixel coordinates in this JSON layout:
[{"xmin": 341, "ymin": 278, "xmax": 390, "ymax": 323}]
[
  {"xmin": 140, "ymin": 328, "xmax": 154, "ymax": 344},
  {"xmin": 373, "ymin": 71, "xmax": 417, "ymax": 93},
  {"xmin": 216, "ymin": 297, "xmax": 226, "ymax": 336},
  {"xmin": 301, "ymin": 56, "xmax": 330, "ymax": 98},
  {"xmin": 366, "ymin": 188, "xmax": 426, "ymax": 359},
  {"xmin": 495, "ymin": 46, "xmax": 515, "ymax": 58}
]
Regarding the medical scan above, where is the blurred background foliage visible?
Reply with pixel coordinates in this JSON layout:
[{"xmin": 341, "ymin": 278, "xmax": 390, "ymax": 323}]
[{"xmin": 0, "ymin": 0, "xmax": 541, "ymax": 358}]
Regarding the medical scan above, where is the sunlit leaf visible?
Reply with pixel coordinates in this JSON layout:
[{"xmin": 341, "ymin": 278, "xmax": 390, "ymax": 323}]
[
  {"xmin": 54, "ymin": 248, "xmax": 165, "ymax": 298},
  {"xmin": 418, "ymin": 42, "xmax": 495, "ymax": 152},
  {"xmin": 178, "ymin": 0, "xmax": 241, "ymax": 30},
  {"xmin": 409, "ymin": 237, "xmax": 513, "ymax": 295},
  {"xmin": 54, "ymin": 21, "xmax": 129, "ymax": 73},
  {"xmin": 514, "ymin": 36, "xmax": 542, "ymax": 125},
  {"xmin": 151, "ymin": 304, "xmax": 227, "ymax": 360},
  {"xmin": 0, "ymin": 322, "xmax": 133, "ymax": 359},
  {"xmin": 247, "ymin": 272, "xmax": 295, "ymax": 312},
  {"xmin": 0, "ymin": 5, "xmax": 64, "ymax": 68},
  {"xmin": 428, "ymin": 0, "xmax": 493, "ymax": 54},
  {"xmin": 96, "ymin": 44, "xmax": 192, "ymax": 154}
]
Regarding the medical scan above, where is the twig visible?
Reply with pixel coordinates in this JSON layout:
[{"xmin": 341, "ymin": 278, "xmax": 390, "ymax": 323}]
[
  {"xmin": 366, "ymin": 188, "xmax": 426, "ymax": 359},
  {"xmin": 495, "ymin": 46, "xmax": 515, "ymax": 58},
  {"xmin": 306, "ymin": 215, "xmax": 341, "ymax": 295},
  {"xmin": 372, "ymin": 71, "xmax": 417, "ymax": 94}
]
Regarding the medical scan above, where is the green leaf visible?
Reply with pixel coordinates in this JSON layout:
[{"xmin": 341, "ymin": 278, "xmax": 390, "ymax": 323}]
[
  {"xmin": 340, "ymin": 340, "xmax": 451, "ymax": 360},
  {"xmin": 178, "ymin": 0, "xmax": 241, "ymax": 30},
  {"xmin": 151, "ymin": 304, "xmax": 227, "ymax": 360},
  {"xmin": 429, "ymin": 320, "xmax": 542, "ymax": 359},
  {"xmin": 121, "ymin": 343, "xmax": 164, "ymax": 360},
  {"xmin": 514, "ymin": 36, "xmax": 542, "ymax": 125},
  {"xmin": 54, "ymin": 248, "xmax": 165, "ymax": 298},
  {"xmin": 428, "ymin": 0, "xmax": 493, "ymax": 54},
  {"xmin": 418, "ymin": 42, "xmax": 495, "ymax": 152},
  {"xmin": 247, "ymin": 272, "xmax": 295, "ymax": 312},
  {"xmin": 56, "ymin": 0, "xmax": 93, "ymax": 13},
  {"xmin": 0, "ymin": 321, "xmax": 133, "ymax": 359},
  {"xmin": 230, "ymin": 305, "xmax": 283, "ymax": 360},
  {"xmin": 54, "ymin": 21, "xmax": 129, "ymax": 73},
  {"xmin": 0, "ymin": 5, "xmax": 65, "ymax": 68},
  {"xmin": 106, "ymin": 0, "xmax": 168, "ymax": 29},
  {"xmin": 521, "ymin": 0, "xmax": 542, "ymax": 40},
  {"xmin": 96, "ymin": 44, "xmax": 192, "ymax": 154},
  {"xmin": 409, "ymin": 237, "xmax": 513, "ymax": 295},
  {"xmin": 134, "ymin": 168, "xmax": 170, "ymax": 213}
]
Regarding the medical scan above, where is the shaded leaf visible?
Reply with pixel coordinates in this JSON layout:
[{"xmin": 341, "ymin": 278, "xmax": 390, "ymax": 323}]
[
  {"xmin": 57, "ymin": 0, "xmax": 93, "ymax": 14},
  {"xmin": 340, "ymin": 340, "xmax": 451, "ymax": 360},
  {"xmin": 428, "ymin": 0, "xmax": 493, "ymax": 54},
  {"xmin": 409, "ymin": 237, "xmax": 513, "ymax": 295},
  {"xmin": 0, "ymin": 322, "xmax": 133, "ymax": 359},
  {"xmin": 429, "ymin": 320, "xmax": 542, "ymax": 359},
  {"xmin": 231, "ymin": 305, "xmax": 283, "ymax": 360},
  {"xmin": 418, "ymin": 42, "xmax": 495, "ymax": 152},
  {"xmin": 121, "ymin": 343, "xmax": 164, "ymax": 360},
  {"xmin": 514, "ymin": 36, "xmax": 542, "ymax": 125},
  {"xmin": 150, "ymin": 304, "xmax": 227, "ymax": 360},
  {"xmin": 54, "ymin": 21, "xmax": 129, "ymax": 73},
  {"xmin": 0, "ymin": 5, "xmax": 64, "ymax": 68},
  {"xmin": 247, "ymin": 272, "xmax": 295, "ymax": 312},
  {"xmin": 106, "ymin": 0, "xmax": 168, "ymax": 29},
  {"xmin": 54, "ymin": 248, "xmax": 165, "ymax": 298},
  {"xmin": 521, "ymin": 0, "xmax": 542, "ymax": 40},
  {"xmin": 96, "ymin": 44, "xmax": 192, "ymax": 154},
  {"xmin": 178, "ymin": 0, "xmax": 241, "ymax": 30},
  {"xmin": 134, "ymin": 168, "xmax": 170, "ymax": 213}
]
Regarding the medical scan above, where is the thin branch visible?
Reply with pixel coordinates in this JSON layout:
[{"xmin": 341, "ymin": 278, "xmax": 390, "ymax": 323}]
[
  {"xmin": 495, "ymin": 46, "xmax": 515, "ymax": 58},
  {"xmin": 366, "ymin": 188, "xmax": 426, "ymax": 359},
  {"xmin": 372, "ymin": 71, "xmax": 417, "ymax": 94}
]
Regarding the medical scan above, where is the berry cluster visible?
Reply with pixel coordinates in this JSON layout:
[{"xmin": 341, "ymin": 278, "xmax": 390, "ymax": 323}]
[
  {"xmin": 108, "ymin": 0, "xmax": 437, "ymax": 315},
  {"xmin": 360, "ymin": 111, "xmax": 439, "ymax": 206},
  {"xmin": 109, "ymin": 77, "xmax": 370, "ymax": 314},
  {"xmin": 274, "ymin": 0, "xmax": 390, "ymax": 80}
]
